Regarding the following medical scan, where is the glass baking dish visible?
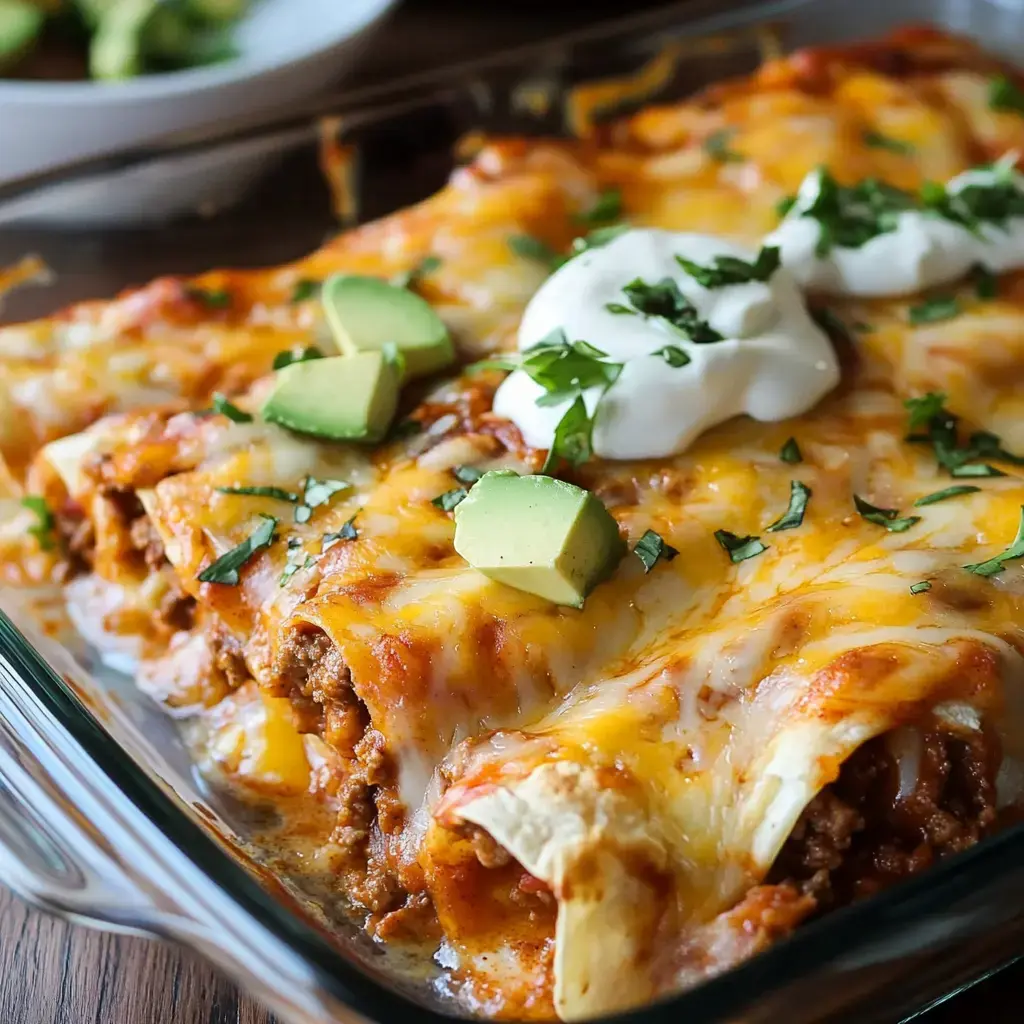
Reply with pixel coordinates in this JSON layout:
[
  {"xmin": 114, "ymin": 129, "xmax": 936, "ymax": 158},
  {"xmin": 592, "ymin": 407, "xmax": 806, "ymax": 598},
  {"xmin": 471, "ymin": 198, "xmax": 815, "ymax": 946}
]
[{"xmin": 4, "ymin": 1, "xmax": 1024, "ymax": 1021}]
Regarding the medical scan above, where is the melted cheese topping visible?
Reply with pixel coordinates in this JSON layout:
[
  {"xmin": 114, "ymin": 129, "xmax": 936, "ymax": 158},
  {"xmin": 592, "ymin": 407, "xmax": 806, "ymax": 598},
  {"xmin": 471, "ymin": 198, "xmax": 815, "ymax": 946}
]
[{"xmin": 6, "ymin": 24, "xmax": 1024, "ymax": 1024}]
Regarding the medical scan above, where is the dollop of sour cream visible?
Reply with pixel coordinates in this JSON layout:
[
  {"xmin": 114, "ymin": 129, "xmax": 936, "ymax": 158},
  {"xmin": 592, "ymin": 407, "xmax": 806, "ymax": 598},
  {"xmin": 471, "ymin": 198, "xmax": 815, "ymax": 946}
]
[
  {"xmin": 766, "ymin": 162, "xmax": 1024, "ymax": 297},
  {"xmin": 492, "ymin": 229, "xmax": 839, "ymax": 461}
]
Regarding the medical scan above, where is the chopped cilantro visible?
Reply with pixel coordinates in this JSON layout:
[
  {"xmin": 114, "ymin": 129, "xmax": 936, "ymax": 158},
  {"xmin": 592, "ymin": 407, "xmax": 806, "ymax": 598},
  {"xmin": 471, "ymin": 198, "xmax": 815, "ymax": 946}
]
[
  {"xmin": 908, "ymin": 296, "xmax": 960, "ymax": 325},
  {"xmin": 186, "ymin": 285, "xmax": 232, "ymax": 308},
  {"xmin": 971, "ymin": 263, "xmax": 998, "ymax": 299},
  {"xmin": 543, "ymin": 394, "xmax": 593, "ymax": 473},
  {"xmin": 796, "ymin": 169, "xmax": 914, "ymax": 256},
  {"xmin": 633, "ymin": 529, "xmax": 679, "ymax": 572},
  {"xmin": 303, "ymin": 477, "xmax": 349, "ymax": 509},
  {"xmin": 775, "ymin": 195, "xmax": 797, "ymax": 218},
  {"xmin": 197, "ymin": 514, "xmax": 277, "ymax": 585},
  {"xmin": 653, "ymin": 345, "xmax": 691, "ymax": 368},
  {"xmin": 779, "ymin": 437, "xmax": 802, "ymax": 464},
  {"xmin": 390, "ymin": 254, "xmax": 442, "ymax": 290},
  {"xmin": 620, "ymin": 277, "xmax": 722, "ymax": 343},
  {"xmin": 703, "ymin": 129, "xmax": 743, "ymax": 163},
  {"xmin": 922, "ymin": 167, "xmax": 1024, "ymax": 234},
  {"xmin": 674, "ymin": 245, "xmax": 780, "ymax": 289},
  {"xmin": 904, "ymin": 391, "xmax": 948, "ymax": 431},
  {"xmin": 433, "ymin": 488, "xmax": 469, "ymax": 512},
  {"xmin": 570, "ymin": 224, "xmax": 629, "ymax": 256},
  {"xmin": 453, "ymin": 465, "xmax": 484, "ymax": 485},
  {"xmin": 766, "ymin": 480, "xmax": 811, "ymax": 532},
  {"xmin": 272, "ymin": 346, "xmax": 323, "ymax": 371},
  {"xmin": 280, "ymin": 539, "xmax": 315, "ymax": 585},
  {"xmin": 290, "ymin": 279, "xmax": 320, "ymax": 303},
  {"xmin": 322, "ymin": 515, "xmax": 358, "ymax": 551},
  {"xmin": 862, "ymin": 129, "xmax": 915, "ymax": 155},
  {"xmin": 212, "ymin": 393, "xmax": 253, "ymax": 423},
  {"xmin": 853, "ymin": 494, "xmax": 920, "ymax": 533},
  {"xmin": 913, "ymin": 485, "xmax": 981, "ymax": 507},
  {"xmin": 988, "ymin": 75, "xmax": 1024, "ymax": 114},
  {"xmin": 909, "ymin": 580, "xmax": 932, "ymax": 594},
  {"xmin": 217, "ymin": 486, "xmax": 298, "ymax": 502},
  {"xmin": 605, "ymin": 303, "xmax": 635, "ymax": 315},
  {"xmin": 20, "ymin": 496, "xmax": 55, "ymax": 551},
  {"xmin": 574, "ymin": 188, "xmax": 622, "ymax": 226},
  {"xmin": 964, "ymin": 506, "xmax": 1024, "ymax": 576},
  {"xmin": 508, "ymin": 234, "xmax": 561, "ymax": 268},
  {"xmin": 714, "ymin": 529, "xmax": 767, "ymax": 563}
]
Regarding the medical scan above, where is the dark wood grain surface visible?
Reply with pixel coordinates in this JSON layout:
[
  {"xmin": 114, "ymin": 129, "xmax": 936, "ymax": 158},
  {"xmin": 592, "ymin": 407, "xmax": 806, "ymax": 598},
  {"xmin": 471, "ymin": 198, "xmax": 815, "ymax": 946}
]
[{"xmin": 3, "ymin": 2, "xmax": 1024, "ymax": 1022}]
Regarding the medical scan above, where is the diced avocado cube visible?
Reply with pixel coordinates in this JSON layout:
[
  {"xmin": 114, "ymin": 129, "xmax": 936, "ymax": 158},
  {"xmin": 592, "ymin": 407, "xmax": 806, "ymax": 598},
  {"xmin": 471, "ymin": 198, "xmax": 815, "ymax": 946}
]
[
  {"xmin": 453, "ymin": 471, "xmax": 625, "ymax": 608},
  {"xmin": 0, "ymin": 0, "xmax": 44, "ymax": 70},
  {"xmin": 321, "ymin": 274, "xmax": 454, "ymax": 382},
  {"xmin": 261, "ymin": 352, "xmax": 399, "ymax": 443}
]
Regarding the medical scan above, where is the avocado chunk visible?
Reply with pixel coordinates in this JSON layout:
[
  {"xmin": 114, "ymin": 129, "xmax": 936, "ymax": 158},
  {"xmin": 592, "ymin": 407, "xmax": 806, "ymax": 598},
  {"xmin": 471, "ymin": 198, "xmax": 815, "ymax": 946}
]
[
  {"xmin": 321, "ymin": 274, "xmax": 454, "ymax": 382},
  {"xmin": 453, "ymin": 471, "xmax": 625, "ymax": 608},
  {"xmin": 89, "ymin": 0, "xmax": 157, "ymax": 80},
  {"xmin": 0, "ymin": 0, "xmax": 44, "ymax": 71},
  {"xmin": 261, "ymin": 352, "xmax": 399, "ymax": 443}
]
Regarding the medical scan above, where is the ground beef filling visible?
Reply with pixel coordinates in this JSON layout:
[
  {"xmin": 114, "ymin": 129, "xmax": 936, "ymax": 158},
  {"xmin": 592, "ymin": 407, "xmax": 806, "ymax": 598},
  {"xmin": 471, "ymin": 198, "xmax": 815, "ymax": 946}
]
[{"xmin": 769, "ymin": 724, "xmax": 1002, "ymax": 909}]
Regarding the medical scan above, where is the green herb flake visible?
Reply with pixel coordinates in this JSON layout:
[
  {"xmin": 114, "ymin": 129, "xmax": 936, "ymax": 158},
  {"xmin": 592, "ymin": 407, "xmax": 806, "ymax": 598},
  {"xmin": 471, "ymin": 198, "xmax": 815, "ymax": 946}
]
[
  {"xmin": 714, "ymin": 529, "xmax": 767, "ymax": 564},
  {"xmin": 922, "ymin": 166, "xmax": 1024, "ymax": 235},
  {"xmin": 853, "ymin": 494, "xmax": 920, "ymax": 533},
  {"xmin": 904, "ymin": 391, "xmax": 948, "ymax": 431},
  {"xmin": 909, "ymin": 580, "xmax": 932, "ymax": 595},
  {"xmin": 280, "ymin": 539, "xmax": 315, "ymax": 586},
  {"xmin": 653, "ymin": 345, "xmax": 691, "ymax": 368},
  {"xmin": 988, "ymin": 74, "xmax": 1024, "ymax": 115},
  {"xmin": 633, "ymin": 529, "xmax": 679, "ymax": 572},
  {"xmin": 908, "ymin": 296, "xmax": 961, "ymax": 325},
  {"xmin": 212, "ymin": 393, "xmax": 253, "ymax": 423},
  {"xmin": 303, "ymin": 477, "xmax": 350, "ymax": 509},
  {"xmin": 703, "ymin": 129, "xmax": 743, "ymax": 163},
  {"xmin": 570, "ymin": 225, "xmax": 629, "ymax": 256},
  {"xmin": 621, "ymin": 276, "xmax": 722, "ymax": 343},
  {"xmin": 964, "ymin": 506, "xmax": 1024, "ymax": 576},
  {"xmin": 971, "ymin": 263, "xmax": 998, "ymax": 299},
  {"xmin": 290, "ymin": 279, "xmax": 320, "ymax": 303},
  {"xmin": 574, "ymin": 188, "xmax": 622, "ymax": 226},
  {"xmin": 950, "ymin": 463, "xmax": 1006, "ymax": 478},
  {"xmin": 605, "ymin": 303, "xmax": 635, "ymax": 315},
  {"xmin": 433, "ymin": 488, "xmax": 469, "ymax": 512},
  {"xmin": 20, "ymin": 495, "xmax": 55, "ymax": 551},
  {"xmin": 775, "ymin": 195, "xmax": 797, "ymax": 218},
  {"xmin": 217, "ymin": 486, "xmax": 298, "ymax": 502},
  {"xmin": 675, "ymin": 245, "xmax": 780, "ymax": 289},
  {"xmin": 766, "ymin": 480, "xmax": 812, "ymax": 533},
  {"xmin": 186, "ymin": 285, "xmax": 232, "ymax": 309},
  {"xmin": 387, "ymin": 418, "xmax": 423, "ymax": 442},
  {"xmin": 913, "ymin": 485, "xmax": 981, "ymax": 507},
  {"xmin": 779, "ymin": 437, "xmax": 803, "ymax": 464},
  {"xmin": 508, "ymin": 234, "xmax": 561, "ymax": 267},
  {"xmin": 542, "ymin": 394, "xmax": 594, "ymax": 473},
  {"xmin": 197, "ymin": 514, "xmax": 277, "ymax": 585},
  {"xmin": 272, "ymin": 346, "xmax": 324, "ymax": 371},
  {"xmin": 862, "ymin": 129, "xmax": 915, "ymax": 155},
  {"xmin": 797, "ymin": 169, "xmax": 915, "ymax": 256},
  {"xmin": 390, "ymin": 254, "xmax": 443, "ymax": 290},
  {"xmin": 453, "ymin": 465, "xmax": 484, "ymax": 485},
  {"xmin": 322, "ymin": 515, "xmax": 358, "ymax": 552}
]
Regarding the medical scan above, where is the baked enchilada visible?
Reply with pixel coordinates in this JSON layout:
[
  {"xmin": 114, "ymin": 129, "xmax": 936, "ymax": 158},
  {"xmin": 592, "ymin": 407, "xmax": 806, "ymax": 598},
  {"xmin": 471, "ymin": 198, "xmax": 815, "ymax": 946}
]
[{"xmin": 5, "ymin": 23, "xmax": 1024, "ymax": 1021}]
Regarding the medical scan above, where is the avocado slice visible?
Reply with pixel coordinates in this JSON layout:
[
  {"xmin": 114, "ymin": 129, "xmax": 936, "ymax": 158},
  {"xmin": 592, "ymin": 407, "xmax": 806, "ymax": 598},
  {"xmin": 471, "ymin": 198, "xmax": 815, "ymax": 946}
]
[
  {"xmin": 321, "ymin": 274, "xmax": 454, "ymax": 382},
  {"xmin": 0, "ymin": 0, "xmax": 44, "ymax": 72},
  {"xmin": 262, "ymin": 352, "xmax": 400, "ymax": 443},
  {"xmin": 453, "ymin": 471, "xmax": 625, "ymax": 608}
]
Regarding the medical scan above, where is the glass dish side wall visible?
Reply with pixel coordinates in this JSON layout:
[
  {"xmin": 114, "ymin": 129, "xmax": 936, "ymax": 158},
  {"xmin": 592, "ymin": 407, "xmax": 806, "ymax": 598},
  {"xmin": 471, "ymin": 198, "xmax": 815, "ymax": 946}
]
[{"xmin": 4, "ymin": 1, "xmax": 1024, "ymax": 1022}]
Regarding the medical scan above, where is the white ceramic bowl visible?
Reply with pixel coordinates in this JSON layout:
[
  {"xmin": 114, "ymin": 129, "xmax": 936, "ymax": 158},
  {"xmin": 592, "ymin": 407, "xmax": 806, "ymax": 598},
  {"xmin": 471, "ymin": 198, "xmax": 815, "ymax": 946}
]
[{"xmin": 0, "ymin": 0, "xmax": 397, "ymax": 186}]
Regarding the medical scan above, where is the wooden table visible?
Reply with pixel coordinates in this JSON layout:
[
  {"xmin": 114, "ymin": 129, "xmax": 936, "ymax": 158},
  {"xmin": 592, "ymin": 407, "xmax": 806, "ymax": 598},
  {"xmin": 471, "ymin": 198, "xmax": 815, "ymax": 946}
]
[{"xmin": 3, "ymin": 1, "xmax": 1024, "ymax": 1021}]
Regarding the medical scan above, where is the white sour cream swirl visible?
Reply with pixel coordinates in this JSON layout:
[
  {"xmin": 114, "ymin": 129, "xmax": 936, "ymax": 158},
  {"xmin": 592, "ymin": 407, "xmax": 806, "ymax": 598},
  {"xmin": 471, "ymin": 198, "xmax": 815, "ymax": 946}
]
[
  {"xmin": 767, "ymin": 163, "xmax": 1024, "ymax": 297},
  {"xmin": 492, "ymin": 229, "xmax": 839, "ymax": 461}
]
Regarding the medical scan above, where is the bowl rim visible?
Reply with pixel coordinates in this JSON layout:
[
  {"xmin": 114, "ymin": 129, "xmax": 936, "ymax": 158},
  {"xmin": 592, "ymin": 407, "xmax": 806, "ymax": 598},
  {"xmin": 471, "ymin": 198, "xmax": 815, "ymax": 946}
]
[{"xmin": 0, "ymin": 0, "xmax": 395, "ymax": 105}]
